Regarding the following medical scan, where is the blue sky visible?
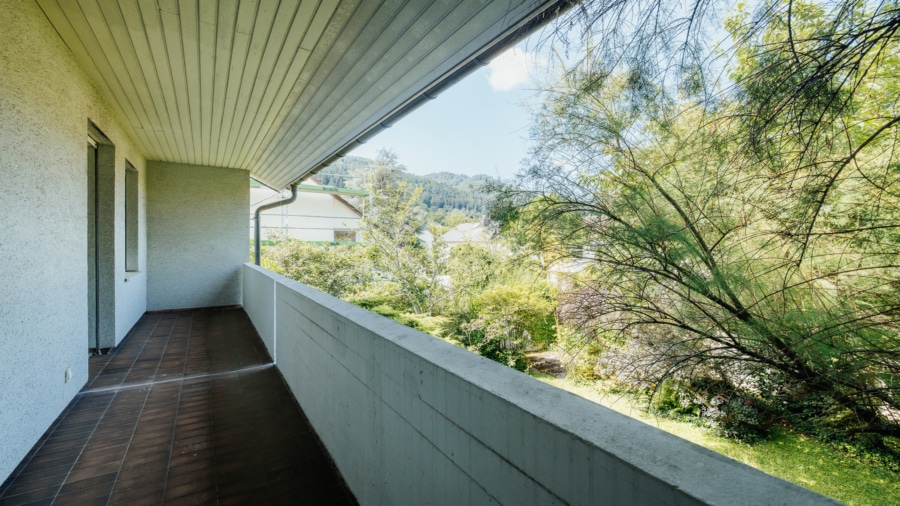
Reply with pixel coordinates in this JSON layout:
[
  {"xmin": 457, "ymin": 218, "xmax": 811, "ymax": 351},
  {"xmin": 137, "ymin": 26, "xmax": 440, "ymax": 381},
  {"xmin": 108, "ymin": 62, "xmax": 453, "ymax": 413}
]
[
  {"xmin": 351, "ymin": 32, "xmax": 549, "ymax": 180},
  {"xmin": 351, "ymin": 4, "xmax": 742, "ymax": 181}
]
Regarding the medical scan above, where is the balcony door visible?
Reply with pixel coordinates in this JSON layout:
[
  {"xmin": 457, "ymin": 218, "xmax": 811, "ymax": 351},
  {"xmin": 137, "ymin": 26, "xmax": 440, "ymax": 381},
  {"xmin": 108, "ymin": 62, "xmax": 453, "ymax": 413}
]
[
  {"xmin": 87, "ymin": 125, "xmax": 115, "ymax": 353},
  {"xmin": 87, "ymin": 138, "xmax": 98, "ymax": 351}
]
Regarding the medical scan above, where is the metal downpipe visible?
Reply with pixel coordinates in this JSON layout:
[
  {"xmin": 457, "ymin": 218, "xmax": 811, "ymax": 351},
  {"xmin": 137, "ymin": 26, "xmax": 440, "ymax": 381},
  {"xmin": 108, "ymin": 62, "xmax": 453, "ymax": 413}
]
[{"xmin": 254, "ymin": 183, "xmax": 298, "ymax": 265}]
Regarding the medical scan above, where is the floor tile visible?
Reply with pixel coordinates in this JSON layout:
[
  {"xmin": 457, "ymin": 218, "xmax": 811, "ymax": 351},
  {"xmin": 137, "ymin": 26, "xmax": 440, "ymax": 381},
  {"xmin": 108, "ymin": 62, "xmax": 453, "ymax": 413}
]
[{"xmin": 0, "ymin": 309, "xmax": 355, "ymax": 505}]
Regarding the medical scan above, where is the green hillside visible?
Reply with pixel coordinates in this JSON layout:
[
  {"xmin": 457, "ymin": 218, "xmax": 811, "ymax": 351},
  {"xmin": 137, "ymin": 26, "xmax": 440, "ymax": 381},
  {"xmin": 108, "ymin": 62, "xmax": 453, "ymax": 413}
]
[{"xmin": 314, "ymin": 155, "xmax": 494, "ymax": 220}]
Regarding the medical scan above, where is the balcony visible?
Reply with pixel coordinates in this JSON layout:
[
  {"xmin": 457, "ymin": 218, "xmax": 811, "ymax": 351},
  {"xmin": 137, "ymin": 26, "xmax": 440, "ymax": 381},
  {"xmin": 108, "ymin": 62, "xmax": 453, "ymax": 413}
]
[
  {"xmin": 0, "ymin": 264, "xmax": 838, "ymax": 505},
  {"xmin": 0, "ymin": 1, "xmax": 862, "ymax": 503},
  {"xmin": 0, "ymin": 308, "xmax": 354, "ymax": 505}
]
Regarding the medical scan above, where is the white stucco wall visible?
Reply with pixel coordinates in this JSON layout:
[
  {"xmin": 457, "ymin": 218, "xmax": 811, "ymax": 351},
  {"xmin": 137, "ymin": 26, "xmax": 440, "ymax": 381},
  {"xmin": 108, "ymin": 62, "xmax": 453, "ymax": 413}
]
[
  {"xmin": 0, "ymin": 0, "xmax": 147, "ymax": 483},
  {"xmin": 117, "ymin": 271, "xmax": 147, "ymax": 344},
  {"xmin": 244, "ymin": 264, "xmax": 838, "ymax": 506},
  {"xmin": 112, "ymin": 161, "xmax": 148, "ymax": 347},
  {"xmin": 116, "ymin": 160, "xmax": 149, "ymax": 345},
  {"xmin": 147, "ymin": 162, "xmax": 248, "ymax": 310}
]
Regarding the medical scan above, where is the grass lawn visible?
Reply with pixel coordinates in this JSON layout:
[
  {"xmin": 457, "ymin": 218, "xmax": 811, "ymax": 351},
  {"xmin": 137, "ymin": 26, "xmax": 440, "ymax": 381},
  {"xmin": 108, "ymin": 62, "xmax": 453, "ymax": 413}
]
[{"xmin": 535, "ymin": 375, "xmax": 899, "ymax": 506}]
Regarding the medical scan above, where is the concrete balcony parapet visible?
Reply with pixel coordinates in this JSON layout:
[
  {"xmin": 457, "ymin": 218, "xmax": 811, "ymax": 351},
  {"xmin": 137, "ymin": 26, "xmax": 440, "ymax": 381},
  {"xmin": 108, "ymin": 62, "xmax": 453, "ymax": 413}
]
[{"xmin": 242, "ymin": 263, "xmax": 838, "ymax": 506}]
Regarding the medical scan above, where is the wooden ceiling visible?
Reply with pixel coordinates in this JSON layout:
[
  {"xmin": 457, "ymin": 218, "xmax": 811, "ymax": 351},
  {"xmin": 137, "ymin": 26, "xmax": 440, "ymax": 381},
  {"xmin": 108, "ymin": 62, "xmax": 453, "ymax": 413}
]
[{"xmin": 36, "ymin": 0, "xmax": 566, "ymax": 189}]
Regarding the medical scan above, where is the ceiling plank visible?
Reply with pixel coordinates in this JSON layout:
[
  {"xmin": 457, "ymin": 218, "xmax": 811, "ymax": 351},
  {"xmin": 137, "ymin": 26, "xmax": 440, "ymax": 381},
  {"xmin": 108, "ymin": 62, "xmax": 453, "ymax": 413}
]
[
  {"xmin": 221, "ymin": 0, "xmax": 279, "ymax": 167},
  {"xmin": 249, "ymin": 0, "xmax": 368, "ymax": 181},
  {"xmin": 227, "ymin": 0, "xmax": 303, "ymax": 168},
  {"xmin": 84, "ymin": 0, "xmax": 167, "ymax": 158},
  {"xmin": 258, "ymin": 1, "xmax": 477, "ymax": 183},
  {"xmin": 159, "ymin": 4, "xmax": 196, "ymax": 161},
  {"xmin": 258, "ymin": 0, "xmax": 552, "ymax": 188},
  {"xmin": 214, "ymin": 0, "xmax": 257, "ymax": 167},
  {"xmin": 243, "ymin": 0, "xmax": 354, "ymax": 173},
  {"xmin": 260, "ymin": 1, "xmax": 462, "ymax": 180},
  {"xmin": 295, "ymin": 2, "xmax": 489, "ymax": 161},
  {"xmin": 198, "ymin": 0, "xmax": 218, "ymax": 165},
  {"xmin": 179, "ymin": 0, "xmax": 202, "ymax": 163},
  {"xmin": 209, "ymin": 0, "xmax": 239, "ymax": 168},
  {"xmin": 138, "ymin": 0, "xmax": 188, "ymax": 162},
  {"xmin": 115, "ymin": 0, "xmax": 178, "ymax": 160}
]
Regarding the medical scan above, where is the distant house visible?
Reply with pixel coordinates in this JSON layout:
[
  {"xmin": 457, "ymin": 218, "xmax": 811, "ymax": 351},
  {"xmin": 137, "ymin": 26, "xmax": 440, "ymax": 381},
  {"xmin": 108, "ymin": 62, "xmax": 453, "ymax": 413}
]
[
  {"xmin": 440, "ymin": 217, "xmax": 494, "ymax": 247},
  {"xmin": 251, "ymin": 177, "xmax": 363, "ymax": 243},
  {"xmin": 547, "ymin": 257, "xmax": 592, "ymax": 290},
  {"xmin": 417, "ymin": 228, "xmax": 435, "ymax": 249}
]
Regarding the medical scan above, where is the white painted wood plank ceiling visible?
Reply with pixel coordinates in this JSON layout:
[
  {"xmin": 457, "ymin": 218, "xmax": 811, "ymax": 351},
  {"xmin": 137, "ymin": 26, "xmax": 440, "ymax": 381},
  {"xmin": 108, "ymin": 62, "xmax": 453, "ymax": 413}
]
[{"xmin": 36, "ymin": 0, "xmax": 568, "ymax": 189}]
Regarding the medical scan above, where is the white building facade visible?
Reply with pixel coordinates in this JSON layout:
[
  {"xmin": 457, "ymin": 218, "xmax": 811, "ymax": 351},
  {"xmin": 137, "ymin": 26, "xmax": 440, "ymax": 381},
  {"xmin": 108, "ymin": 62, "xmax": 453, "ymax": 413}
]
[{"xmin": 251, "ymin": 178, "xmax": 363, "ymax": 243}]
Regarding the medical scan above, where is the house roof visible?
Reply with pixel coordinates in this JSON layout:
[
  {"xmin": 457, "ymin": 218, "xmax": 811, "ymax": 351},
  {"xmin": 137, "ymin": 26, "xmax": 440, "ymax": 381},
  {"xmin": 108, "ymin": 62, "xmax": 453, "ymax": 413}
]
[
  {"xmin": 251, "ymin": 175, "xmax": 364, "ymax": 218},
  {"xmin": 307, "ymin": 176, "xmax": 363, "ymax": 218},
  {"xmin": 36, "ymin": 0, "xmax": 571, "ymax": 190},
  {"xmin": 442, "ymin": 221, "xmax": 492, "ymax": 244}
]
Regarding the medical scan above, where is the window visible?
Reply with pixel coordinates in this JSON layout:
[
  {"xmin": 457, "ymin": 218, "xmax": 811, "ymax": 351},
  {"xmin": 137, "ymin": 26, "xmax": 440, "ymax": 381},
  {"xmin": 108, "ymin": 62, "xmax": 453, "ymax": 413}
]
[{"xmin": 125, "ymin": 162, "xmax": 138, "ymax": 272}]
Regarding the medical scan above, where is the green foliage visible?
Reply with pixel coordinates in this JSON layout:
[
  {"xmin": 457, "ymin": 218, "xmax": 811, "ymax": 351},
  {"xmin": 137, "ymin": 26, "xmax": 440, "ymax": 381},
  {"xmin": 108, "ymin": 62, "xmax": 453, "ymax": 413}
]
[
  {"xmin": 260, "ymin": 239, "xmax": 372, "ymax": 299},
  {"xmin": 495, "ymin": 0, "xmax": 900, "ymax": 441},
  {"xmin": 552, "ymin": 325, "xmax": 603, "ymax": 382},
  {"xmin": 444, "ymin": 210, "xmax": 472, "ymax": 228},
  {"xmin": 262, "ymin": 157, "xmax": 565, "ymax": 373},
  {"xmin": 443, "ymin": 244, "xmax": 499, "ymax": 313},
  {"xmin": 454, "ymin": 277, "xmax": 557, "ymax": 371},
  {"xmin": 346, "ymin": 289, "xmax": 408, "ymax": 315},
  {"xmin": 359, "ymin": 167, "xmax": 446, "ymax": 315},
  {"xmin": 463, "ymin": 284, "xmax": 556, "ymax": 348},
  {"xmin": 475, "ymin": 337, "xmax": 530, "ymax": 371},
  {"xmin": 651, "ymin": 378, "xmax": 699, "ymax": 417},
  {"xmin": 348, "ymin": 293, "xmax": 449, "ymax": 338}
]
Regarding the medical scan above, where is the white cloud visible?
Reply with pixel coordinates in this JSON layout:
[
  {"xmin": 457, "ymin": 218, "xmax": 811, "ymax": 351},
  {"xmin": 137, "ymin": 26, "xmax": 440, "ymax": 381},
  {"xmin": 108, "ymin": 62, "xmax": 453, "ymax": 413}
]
[{"xmin": 486, "ymin": 47, "xmax": 545, "ymax": 91}]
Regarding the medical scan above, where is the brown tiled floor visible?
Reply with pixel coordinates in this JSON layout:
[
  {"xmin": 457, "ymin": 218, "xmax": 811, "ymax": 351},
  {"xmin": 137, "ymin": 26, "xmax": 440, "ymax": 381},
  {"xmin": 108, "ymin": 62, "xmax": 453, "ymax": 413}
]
[{"xmin": 0, "ymin": 308, "xmax": 356, "ymax": 505}]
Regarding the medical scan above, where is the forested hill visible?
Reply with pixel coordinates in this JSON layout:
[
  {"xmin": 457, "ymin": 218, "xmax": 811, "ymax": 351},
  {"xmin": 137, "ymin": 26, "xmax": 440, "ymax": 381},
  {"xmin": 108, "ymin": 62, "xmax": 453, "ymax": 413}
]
[{"xmin": 314, "ymin": 156, "xmax": 495, "ymax": 218}]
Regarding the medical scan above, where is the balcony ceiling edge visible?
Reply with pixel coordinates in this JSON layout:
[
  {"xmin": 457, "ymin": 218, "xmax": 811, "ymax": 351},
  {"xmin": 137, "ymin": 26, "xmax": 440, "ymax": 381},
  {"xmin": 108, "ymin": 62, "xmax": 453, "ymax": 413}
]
[{"xmin": 254, "ymin": 0, "xmax": 576, "ymax": 190}]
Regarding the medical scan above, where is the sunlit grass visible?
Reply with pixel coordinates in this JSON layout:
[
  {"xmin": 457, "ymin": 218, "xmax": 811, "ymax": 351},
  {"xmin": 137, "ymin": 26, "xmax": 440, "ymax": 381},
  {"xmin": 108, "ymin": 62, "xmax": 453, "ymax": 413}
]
[{"xmin": 535, "ymin": 374, "xmax": 899, "ymax": 506}]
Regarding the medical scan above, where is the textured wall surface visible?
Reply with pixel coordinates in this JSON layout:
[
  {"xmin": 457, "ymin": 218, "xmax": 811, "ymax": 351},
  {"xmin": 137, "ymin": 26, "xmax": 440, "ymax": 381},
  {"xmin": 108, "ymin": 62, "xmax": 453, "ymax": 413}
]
[
  {"xmin": 0, "ymin": 0, "xmax": 146, "ymax": 483},
  {"xmin": 147, "ymin": 162, "xmax": 248, "ymax": 310},
  {"xmin": 117, "ymin": 271, "xmax": 147, "ymax": 343},
  {"xmin": 243, "ymin": 263, "xmax": 277, "ymax": 360},
  {"xmin": 244, "ymin": 264, "xmax": 839, "ymax": 506},
  {"xmin": 116, "ymin": 162, "xmax": 147, "ymax": 345}
]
